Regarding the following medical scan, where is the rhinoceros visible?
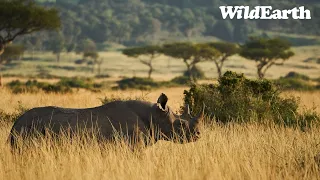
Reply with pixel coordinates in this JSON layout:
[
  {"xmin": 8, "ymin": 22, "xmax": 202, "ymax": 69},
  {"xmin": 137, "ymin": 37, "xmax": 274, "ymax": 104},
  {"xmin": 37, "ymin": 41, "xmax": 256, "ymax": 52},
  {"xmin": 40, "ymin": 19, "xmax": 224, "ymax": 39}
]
[{"xmin": 8, "ymin": 93, "xmax": 203, "ymax": 147}]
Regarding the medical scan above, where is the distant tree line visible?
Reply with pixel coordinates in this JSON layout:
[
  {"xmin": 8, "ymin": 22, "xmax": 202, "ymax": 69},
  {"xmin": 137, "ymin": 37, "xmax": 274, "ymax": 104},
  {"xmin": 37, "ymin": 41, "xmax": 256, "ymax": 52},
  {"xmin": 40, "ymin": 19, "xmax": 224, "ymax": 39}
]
[
  {"xmin": 123, "ymin": 37, "xmax": 294, "ymax": 80},
  {"xmin": 14, "ymin": 0, "xmax": 320, "ymax": 52}
]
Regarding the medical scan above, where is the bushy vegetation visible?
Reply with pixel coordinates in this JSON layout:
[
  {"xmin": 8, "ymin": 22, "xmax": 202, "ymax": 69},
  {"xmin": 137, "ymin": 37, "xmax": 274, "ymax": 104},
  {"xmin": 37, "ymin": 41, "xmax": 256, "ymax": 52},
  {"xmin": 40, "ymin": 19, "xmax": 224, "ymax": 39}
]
[
  {"xmin": 6, "ymin": 77, "xmax": 107, "ymax": 94},
  {"xmin": 7, "ymin": 80, "xmax": 72, "ymax": 94},
  {"xmin": 275, "ymin": 72, "xmax": 320, "ymax": 91},
  {"xmin": 115, "ymin": 76, "xmax": 193, "ymax": 90},
  {"xmin": 170, "ymin": 76, "xmax": 192, "ymax": 85},
  {"xmin": 58, "ymin": 77, "xmax": 93, "ymax": 89},
  {"xmin": 115, "ymin": 77, "xmax": 160, "ymax": 90},
  {"xmin": 183, "ymin": 71, "xmax": 319, "ymax": 129}
]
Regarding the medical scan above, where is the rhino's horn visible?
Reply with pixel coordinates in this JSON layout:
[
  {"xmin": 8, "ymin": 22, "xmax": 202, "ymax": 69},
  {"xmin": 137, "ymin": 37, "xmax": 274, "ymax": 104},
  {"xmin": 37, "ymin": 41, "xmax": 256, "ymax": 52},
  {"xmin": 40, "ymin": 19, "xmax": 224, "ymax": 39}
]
[
  {"xmin": 181, "ymin": 104, "xmax": 192, "ymax": 118},
  {"xmin": 190, "ymin": 103, "xmax": 205, "ymax": 127}
]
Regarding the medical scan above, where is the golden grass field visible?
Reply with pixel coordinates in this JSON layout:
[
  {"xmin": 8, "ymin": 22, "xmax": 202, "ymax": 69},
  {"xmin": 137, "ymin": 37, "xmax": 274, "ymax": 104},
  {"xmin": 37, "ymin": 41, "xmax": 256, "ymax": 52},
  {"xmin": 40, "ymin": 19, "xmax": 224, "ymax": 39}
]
[
  {"xmin": 0, "ymin": 87, "xmax": 320, "ymax": 180},
  {"xmin": 0, "ymin": 45, "xmax": 319, "ymax": 179}
]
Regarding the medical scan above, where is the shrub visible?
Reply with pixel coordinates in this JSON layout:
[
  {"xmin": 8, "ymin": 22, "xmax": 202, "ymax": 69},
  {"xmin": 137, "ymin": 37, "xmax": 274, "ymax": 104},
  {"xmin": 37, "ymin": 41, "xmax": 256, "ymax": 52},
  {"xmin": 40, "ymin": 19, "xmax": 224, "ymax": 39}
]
[
  {"xmin": 116, "ymin": 77, "xmax": 160, "ymax": 90},
  {"xmin": 284, "ymin": 71, "xmax": 310, "ymax": 81},
  {"xmin": 41, "ymin": 84, "xmax": 72, "ymax": 93},
  {"xmin": 74, "ymin": 59, "xmax": 87, "ymax": 65},
  {"xmin": 7, "ymin": 80, "xmax": 41, "ymax": 94},
  {"xmin": 95, "ymin": 74, "xmax": 111, "ymax": 78},
  {"xmin": 170, "ymin": 76, "xmax": 191, "ymax": 85},
  {"xmin": 183, "ymin": 66, "xmax": 205, "ymax": 80},
  {"xmin": 7, "ymin": 79, "xmax": 72, "ymax": 94},
  {"xmin": 275, "ymin": 78, "xmax": 315, "ymax": 91},
  {"xmin": 7, "ymin": 78, "xmax": 106, "ymax": 94},
  {"xmin": 275, "ymin": 72, "xmax": 316, "ymax": 91},
  {"xmin": 183, "ymin": 71, "xmax": 319, "ymax": 129},
  {"xmin": 57, "ymin": 77, "xmax": 93, "ymax": 89}
]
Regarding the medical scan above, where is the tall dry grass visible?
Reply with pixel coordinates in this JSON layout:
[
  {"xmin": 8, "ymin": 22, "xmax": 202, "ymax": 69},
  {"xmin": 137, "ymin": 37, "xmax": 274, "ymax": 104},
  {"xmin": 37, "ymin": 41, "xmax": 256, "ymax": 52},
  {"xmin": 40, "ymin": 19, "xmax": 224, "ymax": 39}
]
[
  {"xmin": 1, "ymin": 121, "xmax": 320, "ymax": 180},
  {"xmin": 0, "ymin": 88, "xmax": 320, "ymax": 179}
]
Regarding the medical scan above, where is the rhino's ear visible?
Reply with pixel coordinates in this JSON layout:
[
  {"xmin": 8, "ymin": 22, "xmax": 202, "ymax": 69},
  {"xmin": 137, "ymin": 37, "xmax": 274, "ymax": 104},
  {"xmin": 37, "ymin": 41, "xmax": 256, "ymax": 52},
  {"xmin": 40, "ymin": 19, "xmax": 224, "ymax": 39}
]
[{"xmin": 157, "ymin": 93, "xmax": 168, "ymax": 111}]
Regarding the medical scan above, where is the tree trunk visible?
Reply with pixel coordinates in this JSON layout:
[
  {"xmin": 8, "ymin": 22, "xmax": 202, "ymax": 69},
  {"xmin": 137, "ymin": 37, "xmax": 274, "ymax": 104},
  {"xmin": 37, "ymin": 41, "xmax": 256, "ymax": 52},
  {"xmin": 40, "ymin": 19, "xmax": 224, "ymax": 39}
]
[
  {"xmin": 56, "ymin": 53, "xmax": 60, "ymax": 63},
  {"xmin": 0, "ymin": 62, "xmax": 2, "ymax": 87},
  {"xmin": 257, "ymin": 66, "xmax": 264, "ymax": 79},
  {"xmin": 148, "ymin": 66, "xmax": 153, "ymax": 79},
  {"xmin": 183, "ymin": 59, "xmax": 192, "ymax": 81},
  {"xmin": 213, "ymin": 60, "xmax": 222, "ymax": 78},
  {"xmin": 217, "ymin": 67, "xmax": 222, "ymax": 78},
  {"xmin": 0, "ymin": 73, "xmax": 2, "ymax": 87},
  {"xmin": 32, "ymin": 47, "xmax": 35, "ymax": 61},
  {"xmin": 92, "ymin": 63, "xmax": 95, "ymax": 74},
  {"xmin": 0, "ymin": 44, "xmax": 4, "ymax": 56},
  {"xmin": 98, "ymin": 64, "xmax": 101, "ymax": 75}
]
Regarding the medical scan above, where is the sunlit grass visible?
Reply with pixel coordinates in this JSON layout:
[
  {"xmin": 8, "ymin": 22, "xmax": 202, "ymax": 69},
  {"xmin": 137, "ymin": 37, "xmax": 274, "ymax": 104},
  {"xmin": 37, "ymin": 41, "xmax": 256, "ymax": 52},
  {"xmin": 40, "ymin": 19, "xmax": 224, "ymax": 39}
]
[
  {"xmin": 1, "ymin": 120, "xmax": 320, "ymax": 180},
  {"xmin": 0, "ymin": 88, "xmax": 319, "ymax": 179}
]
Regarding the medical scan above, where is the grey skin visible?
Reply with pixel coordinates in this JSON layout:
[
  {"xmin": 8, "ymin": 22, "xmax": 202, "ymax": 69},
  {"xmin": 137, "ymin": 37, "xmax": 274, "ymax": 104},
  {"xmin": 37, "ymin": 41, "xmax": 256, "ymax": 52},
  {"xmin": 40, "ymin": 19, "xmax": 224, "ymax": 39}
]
[{"xmin": 8, "ymin": 93, "xmax": 202, "ymax": 147}]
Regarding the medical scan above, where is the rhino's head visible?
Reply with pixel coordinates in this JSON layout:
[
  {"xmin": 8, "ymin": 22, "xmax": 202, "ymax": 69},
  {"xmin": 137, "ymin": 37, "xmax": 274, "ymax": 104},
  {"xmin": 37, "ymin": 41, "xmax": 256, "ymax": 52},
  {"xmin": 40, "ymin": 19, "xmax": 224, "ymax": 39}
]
[{"xmin": 151, "ymin": 93, "xmax": 203, "ymax": 143}]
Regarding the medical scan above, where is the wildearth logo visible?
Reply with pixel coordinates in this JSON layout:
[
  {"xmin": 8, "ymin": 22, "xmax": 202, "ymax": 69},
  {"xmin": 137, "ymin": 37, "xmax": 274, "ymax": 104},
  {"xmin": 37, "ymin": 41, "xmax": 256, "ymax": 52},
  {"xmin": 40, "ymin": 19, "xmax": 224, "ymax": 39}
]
[{"xmin": 220, "ymin": 6, "xmax": 311, "ymax": 20}]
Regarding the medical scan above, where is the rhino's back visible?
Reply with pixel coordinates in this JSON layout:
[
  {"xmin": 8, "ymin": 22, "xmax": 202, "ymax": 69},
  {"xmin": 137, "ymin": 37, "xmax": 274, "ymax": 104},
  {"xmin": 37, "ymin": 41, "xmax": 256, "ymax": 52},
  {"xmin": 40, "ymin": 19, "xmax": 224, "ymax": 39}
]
[{"xmin": 10, "ymin": 100, "xmax": 153, "ymax": 141}]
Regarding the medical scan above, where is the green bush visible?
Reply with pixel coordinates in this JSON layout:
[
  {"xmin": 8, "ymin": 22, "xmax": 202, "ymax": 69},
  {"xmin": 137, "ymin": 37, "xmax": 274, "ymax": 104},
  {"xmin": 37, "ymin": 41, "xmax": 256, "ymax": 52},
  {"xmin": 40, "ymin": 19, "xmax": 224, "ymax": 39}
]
[
  {"xmin": 284, "ymin": 72, "xmax": 310, "ymax": 80},
  {"xmin": 7, "ymin": 79, "xmax": 72, "ymax": 94},
  {"xmin": 275, "ymin": 78, "xmax": 315, "ymax": 91},
  {"xmin": 275, "ymin": 72, "xmax": 317, "ymax": 91},
  {"xmin": 116, "ymin": 77, "xmax": 160, "ymax": 90},
  {"xmin": 57, "ymin": 77, "xmax": 93, "ymax": 89},
  {"xmin": 6, "ymin": 78, "xmax": 107, "ymax": 94},
  {"xmin": 41, "ymin": 84, "xmax": 72, "ymax": 93},
  {"xmin": 95, "ymin": 74, "xmax": 111, "ymax": 78},
  {"xmin": 170, "ymin": 76, "xmax": 191, "ymax": 85},
  {"xmin": 7, "ymin": 80, "xmax": 42, "ymax": 94},
  {"xmin": 183, "ymin": 71, "xmax": 319, "ymax": 129}
]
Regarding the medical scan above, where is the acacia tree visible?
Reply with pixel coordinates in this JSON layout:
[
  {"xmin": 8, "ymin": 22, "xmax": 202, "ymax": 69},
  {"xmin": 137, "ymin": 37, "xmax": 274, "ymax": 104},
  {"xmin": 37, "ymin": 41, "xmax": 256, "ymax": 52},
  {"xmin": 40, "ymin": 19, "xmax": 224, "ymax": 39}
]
[
  {"xmin": 96, "ymin": 58, "xmax": 104, "ymax": 76},
  {"xmin": 83, "ymin": 51, "xmax": 99, "ymax": 73},
  {"xmin": 207, "ymin": 42, "xmax": 239, "ymax": 78},
  {"xmin": 162, "ymin": 42, "xmax": 218, "ymax": 81},
  {"xmin": 0, "ymin": 0, "xmax": 60, "ymax": 55},
  {"xmin": 240, "ymin": 37, "xmax": 294, "ymax": 79},
  {"xmin": 162, "ymin": 42, "xmax": 196, "ymax": 80},
  {"xmin": 47, "ymin": 33, "xmax": 65, "ymax": 63},
  {"xmin": 122, "ymin": 45, "xmax": 161, "ymax": 79},
  {"xmin": 76, "ymin": 39, "xmax": 97, "ymax": 54}
]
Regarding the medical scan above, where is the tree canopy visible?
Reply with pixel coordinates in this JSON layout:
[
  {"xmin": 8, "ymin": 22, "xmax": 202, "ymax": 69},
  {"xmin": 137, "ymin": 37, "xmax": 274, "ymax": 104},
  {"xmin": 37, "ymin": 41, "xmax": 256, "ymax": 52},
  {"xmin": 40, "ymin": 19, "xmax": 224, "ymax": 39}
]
[
  {"xmin": 162, "ymin": 42, "xmax": 218, "ymax": 81},
  {"xmin": 207, "ymin": 42, "xmax": 240, "ymax": 77},
  {"xmin": 123, "ymin": 45, "xmax": 161, "ymax": 79},
  {"xmin": 0, "ymin": 0, "xmax": 60, "ymax": 55},
  {"xmin": 240, "ymin": 37, "xmax": 294, "ymax": 79}
]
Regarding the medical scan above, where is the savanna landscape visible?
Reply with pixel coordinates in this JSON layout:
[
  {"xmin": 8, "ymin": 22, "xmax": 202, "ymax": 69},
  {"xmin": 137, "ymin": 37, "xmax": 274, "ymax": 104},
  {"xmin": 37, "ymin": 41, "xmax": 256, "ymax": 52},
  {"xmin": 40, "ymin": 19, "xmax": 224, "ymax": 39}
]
[{"xmin": 1, "ymin": 0, "xmax": 320, "ymax": 180}]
